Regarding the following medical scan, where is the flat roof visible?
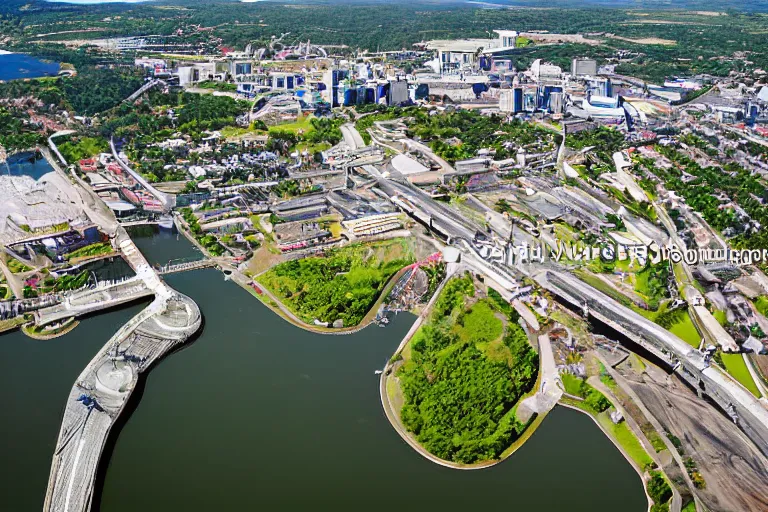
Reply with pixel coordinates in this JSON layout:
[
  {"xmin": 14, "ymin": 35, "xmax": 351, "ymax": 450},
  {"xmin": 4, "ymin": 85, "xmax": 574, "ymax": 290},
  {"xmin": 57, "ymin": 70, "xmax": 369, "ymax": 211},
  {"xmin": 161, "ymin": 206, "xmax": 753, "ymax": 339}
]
[
  {"xmin": 426, "ymin": 39, "xmax": 494, "ymax": 53},
  {"xmin": 104, "ymin": 200, "xmax": 136, "ymax": 212},
  {"xmin": 391, "ymin": 154, "xmax": 430, "ymax": 176}
]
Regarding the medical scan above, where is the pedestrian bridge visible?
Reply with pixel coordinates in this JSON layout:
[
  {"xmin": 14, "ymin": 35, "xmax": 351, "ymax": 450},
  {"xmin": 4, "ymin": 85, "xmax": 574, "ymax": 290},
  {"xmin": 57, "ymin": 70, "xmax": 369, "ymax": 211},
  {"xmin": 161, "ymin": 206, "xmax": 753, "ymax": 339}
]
[
  {"xmin": 43, "ymin": 228, "xmax": 203, "ymax": 512},
  {"xmin": 157, "ymin": 259, "xmax": 217, "ymax": 275},
  {"xmin": 43, "ymin": 290, "xmax": 201, "ymax": 512},
  {"xmin": 34, "ymin": 277, "xmax": 154, "ymax": 326}
]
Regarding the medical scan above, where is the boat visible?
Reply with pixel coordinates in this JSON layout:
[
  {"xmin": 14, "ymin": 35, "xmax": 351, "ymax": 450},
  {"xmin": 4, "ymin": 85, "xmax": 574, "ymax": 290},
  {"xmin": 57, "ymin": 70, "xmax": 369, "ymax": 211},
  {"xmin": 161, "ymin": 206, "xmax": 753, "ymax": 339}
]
[{"xmin": 374, "ymin": 370, "xmax": 383, "ymax": 375}]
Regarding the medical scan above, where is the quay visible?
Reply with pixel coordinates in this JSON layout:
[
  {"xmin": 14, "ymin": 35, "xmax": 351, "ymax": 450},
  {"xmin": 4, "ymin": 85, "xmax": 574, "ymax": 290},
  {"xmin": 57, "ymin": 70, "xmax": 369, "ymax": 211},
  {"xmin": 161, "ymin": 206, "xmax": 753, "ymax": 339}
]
[
  {"xmin": 42, "ymin": 228, "xmax": 202, "ymax": 512},
  {"xmin": 40, "ymin": 126, "xmax": 204, "ymax": 512}
]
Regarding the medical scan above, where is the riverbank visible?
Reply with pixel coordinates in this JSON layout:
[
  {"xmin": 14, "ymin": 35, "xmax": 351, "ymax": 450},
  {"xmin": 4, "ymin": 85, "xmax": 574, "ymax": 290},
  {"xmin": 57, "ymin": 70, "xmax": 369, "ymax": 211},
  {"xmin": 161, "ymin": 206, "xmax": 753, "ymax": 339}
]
[
  {"xmin": 175, "ymin": 211, "xmax": 423, "ymax": 336},
  {"xmin": 248, "ymin": 264, "xmax": 410, "ymax": 336},
  {"xmin": 0, "ymin": 232, "xmax": 649, "ymax": 511},
  {"xmin": 380, "ymin": 352, "xmax": 549, "ymax": 470},
  {"xmin": 558, "ymin": 401, "xmax": 655, "ymax": 511},
  {"xmin": 21, "ymin": 318, "xmax": 79, "ymax": 340}
]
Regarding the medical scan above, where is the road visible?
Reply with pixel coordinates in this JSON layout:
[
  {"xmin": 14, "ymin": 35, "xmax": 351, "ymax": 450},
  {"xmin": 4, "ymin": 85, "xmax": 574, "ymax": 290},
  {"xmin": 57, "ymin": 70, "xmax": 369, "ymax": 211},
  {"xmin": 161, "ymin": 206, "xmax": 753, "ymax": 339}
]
[
  {"xmin": 340, "ymin": 123, "xmax": 365, "ymax": 150},
  {"xmin": 349, "ymin": 114, "xmax": 768, "ymax": 467},
  {"xmin": 517, "ymin": 334, "xmax": 563, "ymax": 420}
]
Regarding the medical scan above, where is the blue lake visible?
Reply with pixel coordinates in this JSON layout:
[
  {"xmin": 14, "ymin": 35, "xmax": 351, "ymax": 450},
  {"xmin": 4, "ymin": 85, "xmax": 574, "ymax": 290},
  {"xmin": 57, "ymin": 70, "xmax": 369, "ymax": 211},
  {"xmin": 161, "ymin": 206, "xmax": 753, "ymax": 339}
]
[{"xmin": 0, "ymin": 53, "xmax": 60, "ymax": 81}]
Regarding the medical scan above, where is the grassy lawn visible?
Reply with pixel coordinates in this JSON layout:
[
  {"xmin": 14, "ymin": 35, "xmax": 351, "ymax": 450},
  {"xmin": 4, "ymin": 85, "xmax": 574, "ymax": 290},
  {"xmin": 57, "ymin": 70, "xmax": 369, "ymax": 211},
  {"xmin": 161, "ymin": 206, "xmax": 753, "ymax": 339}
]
[
  {"xmin": 561, "ymin": 373, "xmax": 585, "ymax": 396},
  {"xmin": 574, "ymin": 270, "xmax": 635, "ymax": 309},
  {"xmin": 269, "ymin": 114, "xmax": 315, "ymax": 134},
  {"xmin": 668, "ymin": 311, "xmax": 701, "ymax": 348},
  {"xmin": 7, "ymin": 258, "xmax": 32, "ymax": 274},
  {"xmin": 596, "ymin": 411, "xmax": 654, "ymax": 469},
  {"xmin": 221, "ymin": 126, "xmax": 254, "ymax": 138},
  {"xmin": 258, "ymin": 239, "xmax": 414, "ymax": 326},
  {"xmin": 754, "ymin": 296, "xmax": 768, "ymax": 318},
  {"xmin": 65, "ymin": 242, "xmax": 113, "ymax": 261},
  {"xmin": 721, "ymin": 353, "xmax": 761, "ymax": 397},
  {"xmin": 295, "ymin": 141, "xmax": 332, "ymax": 154},
  {"xmin": 713, "ymin": 309, "xmax": 728, "ymax": 326},
  {"xmin": 456, "ymin": 300, "xmax": 503, "ymax": 344},
  {"xmin": 58, "ymin": 136, "xmax": 109, "ymax": 164}
]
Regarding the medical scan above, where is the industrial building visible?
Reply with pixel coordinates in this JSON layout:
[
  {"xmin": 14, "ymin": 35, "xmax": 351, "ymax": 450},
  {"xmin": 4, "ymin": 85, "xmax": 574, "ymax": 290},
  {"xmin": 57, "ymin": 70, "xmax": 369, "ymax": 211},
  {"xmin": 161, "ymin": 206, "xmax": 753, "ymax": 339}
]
[{"xmin": 571, "ymin": 58, "xmax": 597, "ymax": 78}]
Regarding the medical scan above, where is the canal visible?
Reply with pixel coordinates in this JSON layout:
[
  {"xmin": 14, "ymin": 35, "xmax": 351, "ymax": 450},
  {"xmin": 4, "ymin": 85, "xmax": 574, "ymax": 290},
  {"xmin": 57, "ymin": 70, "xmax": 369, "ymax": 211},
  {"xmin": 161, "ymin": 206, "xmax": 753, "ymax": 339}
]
[{"xmin": 0, "ymin": 231, "xmax": 647, "ymax": 511}]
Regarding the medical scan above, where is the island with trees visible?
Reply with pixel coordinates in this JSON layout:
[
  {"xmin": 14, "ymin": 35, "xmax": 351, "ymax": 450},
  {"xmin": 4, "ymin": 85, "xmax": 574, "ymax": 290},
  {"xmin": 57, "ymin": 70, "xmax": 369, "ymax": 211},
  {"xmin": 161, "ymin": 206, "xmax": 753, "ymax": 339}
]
[{"xmin": 383, "ymin": 273, "xmax": 541, "ymax": 467}]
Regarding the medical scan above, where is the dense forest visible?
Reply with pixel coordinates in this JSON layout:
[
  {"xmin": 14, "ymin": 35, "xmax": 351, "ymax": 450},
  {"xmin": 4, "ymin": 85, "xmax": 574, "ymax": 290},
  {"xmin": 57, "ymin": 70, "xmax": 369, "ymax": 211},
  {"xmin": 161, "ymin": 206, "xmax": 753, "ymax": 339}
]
[
  {"xmin": 0, "ymin": 107, "xmax": 44, "ymax": 151},
  {"xmin": 639, "ymin": 147, "xmax": 768, "ymax": 251},
  {"xmin": 0, "ymin": 44, "xmax": 144, "ymax": 115},
  {"xmin": 397, "ymin": 276, "xmax": 539, "ymax": 464}
]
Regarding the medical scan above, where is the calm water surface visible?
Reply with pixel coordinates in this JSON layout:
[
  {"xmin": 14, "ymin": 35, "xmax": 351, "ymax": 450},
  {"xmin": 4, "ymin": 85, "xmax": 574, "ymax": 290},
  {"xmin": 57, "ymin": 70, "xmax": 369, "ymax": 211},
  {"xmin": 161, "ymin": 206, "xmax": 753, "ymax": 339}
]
[
  {"xmin": 0, "ymin": 233, "xmax": 646, "ymax": 511},
  {"xmin": 0, "ymin": 54, "xmax": 59, "ymax": 81}
]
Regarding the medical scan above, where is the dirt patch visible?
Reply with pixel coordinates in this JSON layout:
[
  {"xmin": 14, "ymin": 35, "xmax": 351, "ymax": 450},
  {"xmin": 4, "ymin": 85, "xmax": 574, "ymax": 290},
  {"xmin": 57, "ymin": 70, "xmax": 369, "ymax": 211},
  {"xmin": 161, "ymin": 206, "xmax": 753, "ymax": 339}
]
[
  {"xmin": 247, "ymin": 245, "xmax": 286, "ymax": 275},
  {"xmin": 608, "ymin": 35, "xmax": 676, "ymax": 46}
]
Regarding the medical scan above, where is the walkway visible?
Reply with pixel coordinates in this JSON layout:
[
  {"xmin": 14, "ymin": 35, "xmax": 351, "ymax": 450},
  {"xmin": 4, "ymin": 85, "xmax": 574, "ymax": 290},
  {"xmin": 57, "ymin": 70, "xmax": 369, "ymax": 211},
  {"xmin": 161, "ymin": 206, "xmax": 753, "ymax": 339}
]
[
  {"xmin": 41, "ymin": 143, "xmax": 203, "ymax": 512},
  {"xmin": 109, "ymin": 138, "xmax": 174, "ymax": 212},
  {"xmin": 517, "ymin": 334, "xmax": 563, "ymax": 420},
  {"xmin": 157, "ymin": 259, "xmax": 217, "ymax": 275}
]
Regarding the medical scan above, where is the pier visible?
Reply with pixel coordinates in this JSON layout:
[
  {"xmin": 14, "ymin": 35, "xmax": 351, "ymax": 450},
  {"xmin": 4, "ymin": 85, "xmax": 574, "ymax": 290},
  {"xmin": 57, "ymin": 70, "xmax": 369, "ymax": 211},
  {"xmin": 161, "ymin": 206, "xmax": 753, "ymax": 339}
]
[{"xmin": 43, "ymin": 227, "xmax": 202, "ymax": 512}]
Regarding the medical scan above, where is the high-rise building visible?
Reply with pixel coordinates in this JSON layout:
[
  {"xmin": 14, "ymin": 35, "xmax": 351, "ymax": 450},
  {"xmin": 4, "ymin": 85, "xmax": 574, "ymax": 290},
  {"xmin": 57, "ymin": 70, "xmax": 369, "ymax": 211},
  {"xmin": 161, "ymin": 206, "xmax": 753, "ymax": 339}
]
[
  {"xmin": 500, "ymin": 88, "xmax": 524, "ymax": 113},
  {"xmin": 550, "ymin": 92, "xmax": 564, "ymax": 115},
  {"xmin": 587, "ymin": 77, "xmax": 613, "ymax": 98}
]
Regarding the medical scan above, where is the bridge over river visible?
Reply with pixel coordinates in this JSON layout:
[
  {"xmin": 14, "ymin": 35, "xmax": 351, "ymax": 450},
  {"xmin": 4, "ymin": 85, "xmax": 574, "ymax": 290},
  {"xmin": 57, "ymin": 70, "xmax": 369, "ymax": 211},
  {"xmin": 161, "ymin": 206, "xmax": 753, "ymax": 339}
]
[{"xmin": 42, "ymin": 228, "xmax": 202, "ymax": 512}]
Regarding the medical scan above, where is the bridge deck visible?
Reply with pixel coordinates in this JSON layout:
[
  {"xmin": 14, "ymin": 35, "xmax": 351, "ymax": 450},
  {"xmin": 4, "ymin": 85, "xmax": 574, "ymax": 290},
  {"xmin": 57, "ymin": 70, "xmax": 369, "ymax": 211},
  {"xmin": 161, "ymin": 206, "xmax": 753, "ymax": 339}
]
[{"xmin": 44, "ymin": 293, "xmax": 201, "ymax": 512}]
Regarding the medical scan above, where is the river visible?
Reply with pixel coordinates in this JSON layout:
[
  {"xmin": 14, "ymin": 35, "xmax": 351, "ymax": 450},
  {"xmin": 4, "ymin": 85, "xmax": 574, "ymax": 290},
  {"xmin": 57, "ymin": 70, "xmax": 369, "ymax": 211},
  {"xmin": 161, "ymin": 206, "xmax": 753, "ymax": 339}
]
[{"xmin": 0, "ymin": 230, "xmax": 647, "ymax": 511}]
